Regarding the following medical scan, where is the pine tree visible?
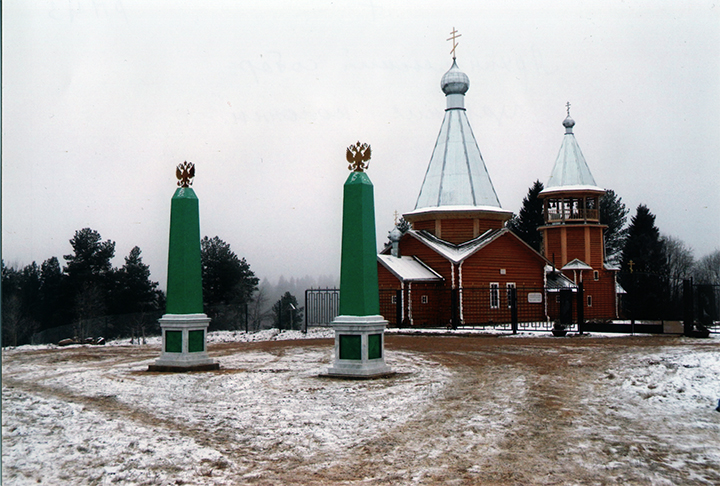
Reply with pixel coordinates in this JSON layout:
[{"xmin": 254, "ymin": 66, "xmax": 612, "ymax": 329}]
[
  {"xmin": 62, "ymin": 228, "xmax": 116, "ymax": 336},
  {"xmin": 63, "ymin": 228, "xmax": 116, "ymax": 281},
  {"xmin": 39, "ymin": 257, "xmax": 68, "ymax": 330},
  {"xmin": 201, "ymin": 236, "xmax": 259, "ymax": 306},
  {"xmin": 600, "ymin": 189, "xmax": 629, "ymax": 261},
  {"xmin": 507, "ymin": 180, "xmax": 544, "ymax": 252},
  {"xmin": 272, "ymin": 291, "xmax": 303, "ymax": 330},
  {"xmin": 619, "ymin": 205, "xmax": 669, "ymax": 319},
  {"xmin": 201, "ymin": 236, "xmax": 259, "ymax": 329},
  {"xmin": 2, "ymin": 261, "xmax": 42, "ymax": 345},
  {"xmin": 112, "ymin": 246, "xmax": 160, "ymax": 314}
]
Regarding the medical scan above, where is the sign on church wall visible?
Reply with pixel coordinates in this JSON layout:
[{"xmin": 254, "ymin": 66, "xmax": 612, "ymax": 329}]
[{"xmin": 527, "ymin": 292, "xmax": 543, "ymax": 304}]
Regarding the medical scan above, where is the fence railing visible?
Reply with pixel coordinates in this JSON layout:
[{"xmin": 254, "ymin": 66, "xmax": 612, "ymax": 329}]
[
  {"xmin": 304, "ymin": 282, "xmax": 719, "ymax": 335},
  {"xmin": 304, "ymin": 288, "xmax": 340, "ymax": 331}
]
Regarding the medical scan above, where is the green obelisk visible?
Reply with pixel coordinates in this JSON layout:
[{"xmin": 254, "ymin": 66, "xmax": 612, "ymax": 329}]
[
  {"xmin": 339, "ymin": 170, "xmax": 381, "ymax": 316},
  {"xmin": 327, "ymin": 142, "xmax": 392, "ymax": 378},
  {"xmin": 150, "ymin": 162, "xmax": 218, "ymax": 372},
  {"xmin": 166, "ymin": 186, "xmax": 204, "ymax": 314}
]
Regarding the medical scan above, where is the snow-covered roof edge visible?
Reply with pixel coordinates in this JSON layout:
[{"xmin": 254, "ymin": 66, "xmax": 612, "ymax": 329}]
[{"xmin": 377, "ymin": 255, "xmax": 444, "ymax": 282}]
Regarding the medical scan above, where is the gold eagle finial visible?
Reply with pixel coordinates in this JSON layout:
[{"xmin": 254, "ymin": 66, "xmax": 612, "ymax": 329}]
[
  {"xmin": 346, "ymin": 141, "xmax": 372, "ymax": 172},
  {"xmin": 176, "ymin": 161, "xmax": 195, "ymax": 187}
]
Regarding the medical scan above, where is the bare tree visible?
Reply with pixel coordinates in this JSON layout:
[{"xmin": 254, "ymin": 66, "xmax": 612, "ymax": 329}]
[
  {"xmin": 660, "ymin": 235, "xmax": 694, "ymax": 317},
  {"xmin": 694, "ymin": 250, "xmax": 720, "ymax": 285},
  {"xmin": 662, "ymin": 235, "xmax": 695, "ymax": 280},
  {"xmin": 2, "ymin": 294, "xmax": 37, "ymax": 347},
  {"xmin": 249, "ymin": 285, "xmax": 271, "ymax": 331}
]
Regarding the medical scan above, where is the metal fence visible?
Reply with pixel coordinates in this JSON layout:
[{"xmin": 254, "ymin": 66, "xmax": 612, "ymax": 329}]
[
  {"xmin": 306, "ymin": 287, "xmax": 564, "ymax": 332},
  {"xmin": 304, "ymin": 288, "xmax": 340, "ymax": 330},
  {"xmin": 685, "ymin": 282, "xmax": 719, "ymax": 335},
  {"xmin": 304, "ymin": 281, "xmax": 719, "ymax": 335}
]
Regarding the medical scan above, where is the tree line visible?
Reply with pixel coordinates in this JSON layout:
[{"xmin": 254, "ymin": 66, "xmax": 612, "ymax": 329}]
[
  {"xmin": 506, "ymin": 181, "xmax": 720, "ymax": 319},
  {"xmin": 1, "ymin": 229, "xmax": 309, "ymax": 346}
]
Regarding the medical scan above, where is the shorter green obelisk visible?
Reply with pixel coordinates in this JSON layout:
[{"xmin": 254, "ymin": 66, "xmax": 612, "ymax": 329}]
[
  {"xmin": 327, "ymin": 142, "xmax": 392, "ymax": 378},
  {"xmin": 150, "ymin": 162, "xmax": 218, "ymax": 372}
]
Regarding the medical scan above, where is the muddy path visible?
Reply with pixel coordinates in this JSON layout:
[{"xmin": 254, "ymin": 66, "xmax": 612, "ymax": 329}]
[{"xmin": 3, "ymin": 335, "xmax": 719, "ymax": 485}]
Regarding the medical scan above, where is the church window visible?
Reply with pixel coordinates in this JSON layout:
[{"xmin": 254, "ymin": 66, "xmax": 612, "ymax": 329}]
[
  {"xmin": 490, "ymin": 283, "xmax": 500, "ymax": 309},
  {"xmin": 593, "ymin": 270, "xmax": 599, "ymax": 281},
  {"xmin": 421, "ymin": 295, "xmax": 429, "ymax": 304},
  {"xmin": 587, "ymin": 295, "xmax": 593, "ymax": 307},
  {"xmin": 506, "ymin": 283, "xmax": 516, "ymax": 308}
]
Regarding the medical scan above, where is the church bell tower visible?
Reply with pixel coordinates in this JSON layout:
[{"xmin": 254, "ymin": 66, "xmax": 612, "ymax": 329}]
[{"xmin": 538, "ymin": 106, "xmax": 619, "ymax": 318}]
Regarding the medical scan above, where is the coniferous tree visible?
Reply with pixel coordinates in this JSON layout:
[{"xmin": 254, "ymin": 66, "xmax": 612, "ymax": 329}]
[
  {"xmin": 63, "ymin": 228, "xmax": 116, "ymax": 281},
  {"xmin": 2, "ymin": 262, "xmax": 23, "ymax": 346},
  {"xmin": 2, "ymin": 261, "xmax": 42, "ymax": 345},
  {"xmin": 600, "ymin": 189, "xmax": 629, "ymax": 261},
  {"xmin": 201, "ymin": 236, "xmax": 259, "ymax": 329},
  {"xmin": 111, "ymin": 246, "xmax": 160, "ymax": 314},
  {"xmin": 272, "ymin": 291, "xmax": 303, "ymax": 330},
  {"xmin": 507, "ymin": 180, "xmax": 545, "ymax": 252},
  {"xmin": 108, "ymin": 246, "xmax": 162, "ymax": 339},
  {"xmin": 39, "ymin": 256, "xmax": 68, "ymax": 330},
  {"xmin": 63, "ymin": 228, "xmax": 116, "ymax": 336},
  {"xmin": 619, "ymin": 205, "xmax": 669, "ymax": 319}
]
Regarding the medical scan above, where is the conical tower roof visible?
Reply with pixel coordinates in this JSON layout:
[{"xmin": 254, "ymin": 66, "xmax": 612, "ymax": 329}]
[
  {"xmin": 411, "ymin": 59, "xmax": 504, "ymax": 213},
  {"xmin": 541, "ymin": 110, "xmax": 604, "ymax": 196}
]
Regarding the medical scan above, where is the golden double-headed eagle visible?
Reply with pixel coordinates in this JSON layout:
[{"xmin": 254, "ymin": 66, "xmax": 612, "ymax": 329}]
[
  {"xmin": 346, "ymin": 141, "xmax": 372, "ymax": 172},
  {"xmin": 176, "ymin": 161, "xmax": 195, "ymax": 187}
]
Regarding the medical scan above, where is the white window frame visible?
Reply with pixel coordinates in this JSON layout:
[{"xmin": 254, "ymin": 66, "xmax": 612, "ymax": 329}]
[
  {"xmin": 587, "ymin": 295, "xmax": 593, "ymax": 307},
  {"xmin": 593, "ymin": 270, "xmax": 599, "ymax": 281},
  {"xmin": 490, "ymin": 283, "xmax": 500, "ymax": 309}
]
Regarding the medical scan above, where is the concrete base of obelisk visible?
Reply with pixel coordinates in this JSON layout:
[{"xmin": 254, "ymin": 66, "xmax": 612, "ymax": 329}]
[
  {"xmin": 326, "ymin": 315, "xmax": 393, "ymax": 378},
  {"xmin": 148, "ymin": 313, "xmax": 219, "ymax": 372}
]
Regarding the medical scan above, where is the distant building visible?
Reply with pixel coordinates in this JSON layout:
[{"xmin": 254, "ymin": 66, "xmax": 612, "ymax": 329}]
[{"xmin": 377, "ymin": 57, "xmax": 619, "ymax": 327}]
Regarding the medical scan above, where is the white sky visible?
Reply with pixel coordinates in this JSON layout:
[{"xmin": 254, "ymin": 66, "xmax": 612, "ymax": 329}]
[{"xmin": 3, "ymin": 0, "xmax": 719, "ymax": 288}]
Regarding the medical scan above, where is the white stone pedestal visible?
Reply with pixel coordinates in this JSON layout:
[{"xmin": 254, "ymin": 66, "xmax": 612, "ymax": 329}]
[
  {"xmin": 149, "ymin": 313, "xmax": 219, "ymax": 371},
  {"xmin": 327, "ymin": 315, "xmax": 392, "ymax": 378}
]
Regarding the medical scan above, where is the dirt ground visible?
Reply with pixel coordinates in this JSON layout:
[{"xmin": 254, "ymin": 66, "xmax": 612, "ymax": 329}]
[{"xmin": 3, "ymin": 334, "xmax": 720, "ymax": 485}]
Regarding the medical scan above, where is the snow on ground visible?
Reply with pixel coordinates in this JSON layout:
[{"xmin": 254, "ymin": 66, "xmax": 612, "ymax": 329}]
[
  {"xmin": 3, "ymin": 331, "xmax": 720, "ymax": 485},
  {"xmin": 2, "ymin": 331, "xmax": 449, "ymax": 485}
]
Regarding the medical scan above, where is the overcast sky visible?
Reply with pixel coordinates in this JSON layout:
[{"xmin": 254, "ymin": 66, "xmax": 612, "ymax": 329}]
[{"xmin": 3, "ymin": 0, "xmax": 719, "ymax": 289}]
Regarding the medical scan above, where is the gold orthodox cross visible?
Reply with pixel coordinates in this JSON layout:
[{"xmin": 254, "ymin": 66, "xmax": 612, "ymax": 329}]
[
  {"xmin": 628, "ymin": 260, "xmax": 635, "ymax": 273},
  {"xmin": 447, "ymin": 27, "xmax": 461, "ymax": 59},
  {"xmin": 393, "ymin": 210, "xmax": 399, "ymax": 225}
]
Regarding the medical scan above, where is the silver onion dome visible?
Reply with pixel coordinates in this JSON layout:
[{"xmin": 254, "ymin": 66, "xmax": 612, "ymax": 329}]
[
  {"xmin": 388, "ymin": 226, "xmax": 403, "ymax": 243},
  {"xmin": 441, "ymin": 59, "xmax": 469, "ymax": 95}
]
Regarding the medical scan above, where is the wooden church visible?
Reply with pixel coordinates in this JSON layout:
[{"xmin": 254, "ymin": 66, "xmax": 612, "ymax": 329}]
[{"xmin": 377, "ymin": 54, "xmax": 620, "ymax": 328}]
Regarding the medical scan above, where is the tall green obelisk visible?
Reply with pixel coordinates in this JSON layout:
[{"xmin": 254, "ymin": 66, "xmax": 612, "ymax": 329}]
[
  {"xmin": 339, "ymin": 170, "xmax": 381, "ymax": 316},
  {"xmin": 327, "ymin": 142, "xmax": 392, "ymax": 378},
  {"xmin": 150, "ymin": 162, "xmax": 218, "ymax": 372}
]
